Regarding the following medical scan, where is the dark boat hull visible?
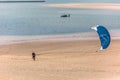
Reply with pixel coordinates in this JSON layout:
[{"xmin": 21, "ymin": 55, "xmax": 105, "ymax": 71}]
[{"xmin": 61, "ymin": 14, "xmax": 70, "ymax": 17}]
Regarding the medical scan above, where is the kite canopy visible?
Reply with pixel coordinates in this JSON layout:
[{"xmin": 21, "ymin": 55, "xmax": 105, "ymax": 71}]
[{"xmin": 91, "ymin": 25, "xmax": 111, "ymax": 50}]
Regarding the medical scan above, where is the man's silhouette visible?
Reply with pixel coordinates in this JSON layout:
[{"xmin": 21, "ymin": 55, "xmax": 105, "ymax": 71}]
[{"xmin": 32, "ymin": 52, "xmax": 36, "ymax": 61}]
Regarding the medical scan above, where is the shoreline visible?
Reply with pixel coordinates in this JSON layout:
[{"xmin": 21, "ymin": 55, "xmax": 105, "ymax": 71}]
[
  {"xmin": 47, "ymin": 3, "xmax": 120, "ymax": 10},
  {"xmin": 0, "ymin": 30, "xmax": 119, "ymax": 45}
]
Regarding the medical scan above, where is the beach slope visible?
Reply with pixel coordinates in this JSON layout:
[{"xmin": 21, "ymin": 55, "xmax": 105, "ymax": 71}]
[{"xmin": 0, "ymin": 39, "xmax": 120, "ymax": 80}]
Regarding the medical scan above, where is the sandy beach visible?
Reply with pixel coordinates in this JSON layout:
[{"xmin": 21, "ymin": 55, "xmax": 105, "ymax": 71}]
[
  {"xmin": 0, "ymin": 38, "xmax": 120, "ymax": 80},
  {"xmin": 47, "ymin": 3, "xmax": 120, "ymax": 10}
]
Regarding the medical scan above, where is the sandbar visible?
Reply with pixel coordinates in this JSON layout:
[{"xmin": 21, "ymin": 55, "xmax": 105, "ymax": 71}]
[{"xmin": 47, "ymin": 3, "xmax": 120, "ymax": 10}]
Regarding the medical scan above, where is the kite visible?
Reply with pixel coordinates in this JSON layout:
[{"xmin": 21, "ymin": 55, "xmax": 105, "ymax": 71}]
[{"xmin": 91, "ymin": 25, "xmax": 111, "ymax": 50}]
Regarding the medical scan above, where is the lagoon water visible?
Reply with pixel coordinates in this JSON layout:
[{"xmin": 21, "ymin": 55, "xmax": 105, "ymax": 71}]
[
  {"xmin": 0, "ymin": 1, "xmax": 120, "ymax": 35},
  {"xmin": 0, "ymin": 1, "xmax": 120, "ymax": 44}
]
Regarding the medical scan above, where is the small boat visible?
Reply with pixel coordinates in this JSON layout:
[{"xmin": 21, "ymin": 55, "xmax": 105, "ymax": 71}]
[{"xmin": 61, "ymin": 14, "xmax": 70, "ymax": 18}]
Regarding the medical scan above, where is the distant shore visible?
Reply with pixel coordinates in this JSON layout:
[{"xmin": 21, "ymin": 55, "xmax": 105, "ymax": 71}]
[
  {"xmin": 0, "ymin": 0, "xmax": 45, "ymax": 3},
  {"xmin": 47, "ymin": 3, "xmax": 120, "ymax": 10}
]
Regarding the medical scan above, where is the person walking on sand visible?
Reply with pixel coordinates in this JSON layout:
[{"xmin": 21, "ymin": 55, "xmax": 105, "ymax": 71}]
[{"xmin": 32, "ymin": 52, "xmax": 36, "ymax": 61}]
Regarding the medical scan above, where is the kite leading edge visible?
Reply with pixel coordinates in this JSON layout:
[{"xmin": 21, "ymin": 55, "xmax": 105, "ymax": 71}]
[{"xmin": 91, "ymin": 25, "xmax": 111, "ymax": 50}]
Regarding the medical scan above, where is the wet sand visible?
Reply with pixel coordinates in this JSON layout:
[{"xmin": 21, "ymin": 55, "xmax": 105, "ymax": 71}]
[{"xmin": 0, "ymin": 39, "xmax": 120, "ymax": 80}]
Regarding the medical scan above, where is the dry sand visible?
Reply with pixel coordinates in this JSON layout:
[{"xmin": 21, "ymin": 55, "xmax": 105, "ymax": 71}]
[
  {"xmin": 47, "ymin": 3, "xmax": 120, "ymax": 10},
  {"xmin": 0, "ymin": 39, "xmax": 120, "ymax": 80}
]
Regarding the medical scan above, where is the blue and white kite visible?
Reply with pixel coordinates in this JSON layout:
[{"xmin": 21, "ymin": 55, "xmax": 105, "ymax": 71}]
[{"xmin": 91, "ymin": 25, "xmax": 111, "ymax": 50}]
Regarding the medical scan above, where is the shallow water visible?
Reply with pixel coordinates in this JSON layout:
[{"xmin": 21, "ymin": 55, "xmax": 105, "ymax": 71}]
[{"xmin": 0, "ymin": 2, "xmax": 120, "ymax": 36}]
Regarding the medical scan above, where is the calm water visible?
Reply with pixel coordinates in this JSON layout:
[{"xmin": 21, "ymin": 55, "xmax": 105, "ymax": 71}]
[{"xmin": 0, "ymin": 1, "xmax": 120, "ymax": 35}]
